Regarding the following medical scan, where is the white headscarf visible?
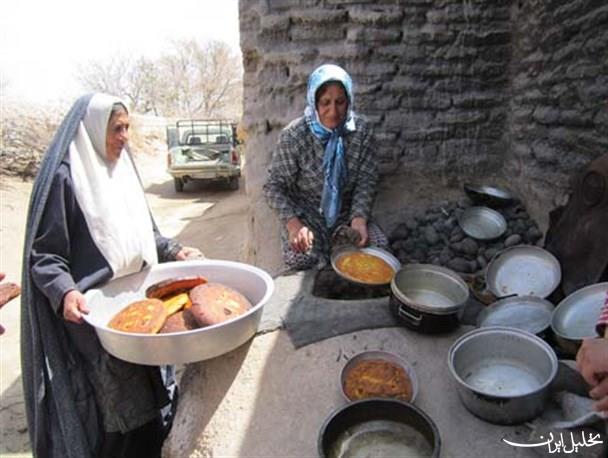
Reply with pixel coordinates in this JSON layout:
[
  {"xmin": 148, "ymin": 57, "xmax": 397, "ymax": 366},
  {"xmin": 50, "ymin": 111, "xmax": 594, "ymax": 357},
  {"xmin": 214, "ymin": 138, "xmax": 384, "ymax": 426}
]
[{"xmin": 69, "ymin": 93, "xmax": 158, "ymax": 279}]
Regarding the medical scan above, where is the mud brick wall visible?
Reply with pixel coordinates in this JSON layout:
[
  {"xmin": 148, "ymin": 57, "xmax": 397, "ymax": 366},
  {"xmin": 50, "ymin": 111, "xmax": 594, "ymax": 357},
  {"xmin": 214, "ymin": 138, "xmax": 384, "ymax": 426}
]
[
  {"xmin": 239, "ymin": 0, "xmax": 608, "ymax": 272},
  {"xmin": 506, "ymin": 1, "xmax": 608, "ymax": 221}
]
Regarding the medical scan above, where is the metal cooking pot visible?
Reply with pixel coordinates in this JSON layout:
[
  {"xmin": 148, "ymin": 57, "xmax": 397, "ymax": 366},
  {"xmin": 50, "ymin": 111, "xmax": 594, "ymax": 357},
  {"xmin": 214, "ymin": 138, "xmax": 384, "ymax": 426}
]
[
  {"xmin": 448, "ymin": 327, "xmax": 558, "ymax": 425},
  {"xmin": 84, "ymin": 260, "xmax": 274, "ymax": 365},
  {"xmin": 390, "ymin": 264, "xmax": 469, "ymax": 333},
  {"xmin": 318, "ymin": 398, "xmax": 441, "ymax": 458}
]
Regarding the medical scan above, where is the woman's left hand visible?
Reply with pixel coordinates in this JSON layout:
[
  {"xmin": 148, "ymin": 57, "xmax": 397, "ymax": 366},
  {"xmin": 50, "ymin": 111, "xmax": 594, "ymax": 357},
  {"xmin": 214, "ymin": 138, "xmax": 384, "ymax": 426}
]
[
  {"xmin": 350, "ymin": 217, "xmax": 369, "ymax": 247},
  {"xmin": 176, "ymin": 246, "xmax": 205, "ymax": 261}
]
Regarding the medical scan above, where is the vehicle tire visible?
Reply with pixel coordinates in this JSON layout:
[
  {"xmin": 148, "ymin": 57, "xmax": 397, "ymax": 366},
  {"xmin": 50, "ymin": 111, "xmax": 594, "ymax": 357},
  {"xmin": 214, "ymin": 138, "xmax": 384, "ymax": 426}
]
[
  {"xmin": 228, "ymin": 176, "xmax": 239, "ymax": 190},
  {"xmin": 174, "ymin": 177, "xmax": 184, "ymax": 193}
]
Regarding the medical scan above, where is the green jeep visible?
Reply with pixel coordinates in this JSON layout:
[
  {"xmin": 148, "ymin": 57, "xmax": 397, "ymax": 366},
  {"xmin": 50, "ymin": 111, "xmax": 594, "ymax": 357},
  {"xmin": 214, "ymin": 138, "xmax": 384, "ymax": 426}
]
[{"xmin": 166, "ymin": 119, "xmax": 241, "ymax": 192}]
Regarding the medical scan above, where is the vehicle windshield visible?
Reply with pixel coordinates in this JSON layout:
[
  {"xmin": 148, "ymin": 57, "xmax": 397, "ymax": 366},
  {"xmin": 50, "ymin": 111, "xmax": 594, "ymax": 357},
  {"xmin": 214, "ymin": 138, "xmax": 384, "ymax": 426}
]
[{"xmin": 176, "ymin": 120, "xmax": 234, "ymax": 146}]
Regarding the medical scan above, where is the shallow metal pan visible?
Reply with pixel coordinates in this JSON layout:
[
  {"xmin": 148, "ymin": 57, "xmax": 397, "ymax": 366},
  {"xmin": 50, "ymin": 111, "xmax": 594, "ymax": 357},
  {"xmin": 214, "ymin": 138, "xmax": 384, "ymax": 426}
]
[
  {"xmin": 551, "ymin": 282, "xmax": 608, "ymax": 355},
  {"xmin": 485, "ymin": 245, "xmax": 561, "ymax": 299},
  {"xmin": 331, "ymin": 246, "xmax": 401, "ymax": 286},
  {"xmin": 83, "ymin": 260, "xmax": 274, "ymax": 365},
  {"xmin": 464, "ymin": 183, "xmax": 515, "ymax": 208},
  {"xmin": 458, "ymin": 206, "xmax": 507, "ymax": 240},
  {"xmin": 477, "ymin": 296, "xmax": 554, "ymax": 335}
]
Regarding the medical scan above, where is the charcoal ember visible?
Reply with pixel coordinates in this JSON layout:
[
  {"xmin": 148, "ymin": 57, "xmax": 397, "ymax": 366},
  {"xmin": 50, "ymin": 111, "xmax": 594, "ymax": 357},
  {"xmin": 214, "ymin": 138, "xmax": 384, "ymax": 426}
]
[
  {"xmin": 405, "ymin": 218, "xmax": 418, "ymax": 231},
  {"xmin": 424, "ymin": 226, "xmax": 440, "ymax": 245},
  {"xmin": 504, "ymin": 234, "xmax": 522, "ymax": 247},
  {"xmin": 484, "ymin": 247, "xmax": 499, "ymax": 261},
  {"xmin": 525, "ymin": 226, "xmax": 543, "ymax": 244},
  {"xmin": 461, "ymin": 238, "xmax": 478, "ymax": 256},
  {"xmin": 442, "ymin": 216, "xmax": 457, "ymax": 232},
  {"xmin": 402, "ymin": 239, "xmax": 416, "ymax": 252},
  {"xmin": 447, "ymin": 257, "xmax": 472, "ymax": 273},
  {"xmin": 439, "ymin": 247, "xmax": 451, "ymax": 265},
  {"xmin": 390, "ymin": 224, "xmax": 409, "ymax": 241}
]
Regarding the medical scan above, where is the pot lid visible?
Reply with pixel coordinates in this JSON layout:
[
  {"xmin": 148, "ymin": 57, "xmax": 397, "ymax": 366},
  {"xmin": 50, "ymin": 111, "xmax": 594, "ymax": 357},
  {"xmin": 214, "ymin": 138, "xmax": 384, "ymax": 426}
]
[{"xmin": 391, "ymin": 264, "xmax": 469, "ymax": 315}]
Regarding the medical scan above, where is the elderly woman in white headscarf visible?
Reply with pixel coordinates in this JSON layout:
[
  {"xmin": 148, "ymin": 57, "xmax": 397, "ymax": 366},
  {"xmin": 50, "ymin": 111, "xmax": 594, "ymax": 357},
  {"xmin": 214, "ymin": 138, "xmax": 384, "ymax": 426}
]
[
  {"xmin": 264, "ymin": 64, "xmax": 388, "ymax": 270},
  {"xmin": 21, "ymin": 93, "xmax": 201, "ymax": 458}
]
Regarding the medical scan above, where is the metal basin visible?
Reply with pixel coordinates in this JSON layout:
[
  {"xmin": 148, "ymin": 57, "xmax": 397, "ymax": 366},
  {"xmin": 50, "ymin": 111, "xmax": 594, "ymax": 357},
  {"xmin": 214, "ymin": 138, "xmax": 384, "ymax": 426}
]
[
  {"xmin": 84, "ymin": 260, "xmax": 274, "ymax": 365},
  {"xmin": 458, "ymin": 206, "xmax": 507, "ymax": 241},
  {"xmin": 318, "ymin": 399, "xmax": 440, "ymax": 458},
  {"xmin": 485, "ymin": 246, "xmax": 561, "ymax": 299},
  {"xmin": 448, "ymin": 327, "xmax": 558, "ymax": 425},
  {"xmin": 477, "ymin": 295, "xmax": 554, "ymax": 336},
  {"xmin": 464, "ymin": 183, "xmax": 515, "ymax": 208},
  {"xmin": 551, "ymin": 282, "xmax": 608, "ymax": 356}
]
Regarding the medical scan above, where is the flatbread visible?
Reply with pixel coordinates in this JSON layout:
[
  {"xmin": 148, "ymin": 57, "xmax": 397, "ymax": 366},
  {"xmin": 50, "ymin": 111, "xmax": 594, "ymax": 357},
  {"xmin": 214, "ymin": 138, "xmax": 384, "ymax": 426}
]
[
  {"xmin": 189, "ymin": 283, "xmax": 252, "ymax": 327},
  {"xmin": 108, "ymin": 298, "xmax": 167, "ymax": 334}
]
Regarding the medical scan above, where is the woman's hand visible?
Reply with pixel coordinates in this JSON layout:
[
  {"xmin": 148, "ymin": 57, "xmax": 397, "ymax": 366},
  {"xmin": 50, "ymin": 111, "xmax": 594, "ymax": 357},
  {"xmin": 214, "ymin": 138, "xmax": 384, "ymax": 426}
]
[
  {"xmin": 62, "ymin": 289, "xmax": 89, "ymax": 324},
  {"xmin": 350, "ymin": 217, "xmax": 369, "ymax": 247},
  {"xmin": 286, "ymin": 217, "xmax": 314, "ymax": 253},
  {"xmin": 176, "ymin": 246, "xmax": 205, "ymax": 260},
  {"xmin": 576, "ymin": 338, "xmax": 608, "ymax": 412}
]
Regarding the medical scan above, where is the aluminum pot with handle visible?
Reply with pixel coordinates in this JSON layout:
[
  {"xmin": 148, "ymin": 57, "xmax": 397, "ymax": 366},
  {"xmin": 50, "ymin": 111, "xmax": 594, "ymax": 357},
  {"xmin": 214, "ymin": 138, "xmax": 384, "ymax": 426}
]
[{"xmin": 389, "ymin": 264, "xmax": 469, "ymax": 333}]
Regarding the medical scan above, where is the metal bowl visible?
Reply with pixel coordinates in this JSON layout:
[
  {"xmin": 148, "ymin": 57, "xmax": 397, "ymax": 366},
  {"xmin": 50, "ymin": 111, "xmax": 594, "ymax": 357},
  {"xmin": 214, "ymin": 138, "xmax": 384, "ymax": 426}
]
[
  {"xmin": 485, "ymin": 245, "xmax": 562, "ymax": 299},
  {"xmin": 318, "ymin": 399, "xmax": 441, "ymax": 458},
  {"xmin": 331, "ymin": 246, "xmax": 401, "ymax": 286},
  {"xmin": 448, "ymin": 326, "xmax": 558, "ymax": 425},
  {"xmin": 464, "ymin": 183, "xmax": 516, "ymax": 208},
  {"xmin": 551, "ymin": 282, "xmax": 608, "ymax": 356},
  {"xmin": 340, "ymin": 350, "xmax": 419, "ymax": 403},
  {"xmin": 83, "ymin": 260, "xmax": 274, "ymax": 365},
  {"xmin": 477, "ymin": 295, "xmax": 554, "ymax": 336},
  {"xmin": 458, "ymin": 206, "xmax": 507, "ymax": 241}
]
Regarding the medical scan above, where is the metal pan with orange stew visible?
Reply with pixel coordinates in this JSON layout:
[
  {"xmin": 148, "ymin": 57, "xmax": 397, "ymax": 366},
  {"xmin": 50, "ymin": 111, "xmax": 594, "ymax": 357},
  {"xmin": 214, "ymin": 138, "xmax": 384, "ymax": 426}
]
[{"xmin": 331, "ymin": 247, "xmax": 401, "ymax": 286}]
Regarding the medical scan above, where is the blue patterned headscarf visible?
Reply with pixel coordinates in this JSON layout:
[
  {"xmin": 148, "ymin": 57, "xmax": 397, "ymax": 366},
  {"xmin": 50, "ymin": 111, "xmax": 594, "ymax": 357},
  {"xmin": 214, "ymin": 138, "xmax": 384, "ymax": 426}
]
[{"xmin": 304, "ymin": 64, "xmax": 356, "ymax": 228}]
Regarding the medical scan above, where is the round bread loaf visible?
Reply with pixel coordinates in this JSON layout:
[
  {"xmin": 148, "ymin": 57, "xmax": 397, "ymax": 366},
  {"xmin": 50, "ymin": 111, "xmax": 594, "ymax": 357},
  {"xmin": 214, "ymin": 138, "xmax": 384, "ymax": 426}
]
[
  {"xmin": 159, "ymin": 309, "xmax": 199, "ymax": 333},
  {"xmin": 189, "ymin": 282, "xmax": 252, "ymax": 327},
  {"xmin": 108, "ymin": 298, "xmax": 167, "ymax": 334}
]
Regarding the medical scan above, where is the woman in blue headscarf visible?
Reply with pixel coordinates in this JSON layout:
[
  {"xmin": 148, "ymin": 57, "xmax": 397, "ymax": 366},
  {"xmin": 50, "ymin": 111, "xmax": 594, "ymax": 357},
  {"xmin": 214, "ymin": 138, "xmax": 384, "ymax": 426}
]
[{"xmin": 264, "ymin": 64, "xmax": 388, "ymax": 270}]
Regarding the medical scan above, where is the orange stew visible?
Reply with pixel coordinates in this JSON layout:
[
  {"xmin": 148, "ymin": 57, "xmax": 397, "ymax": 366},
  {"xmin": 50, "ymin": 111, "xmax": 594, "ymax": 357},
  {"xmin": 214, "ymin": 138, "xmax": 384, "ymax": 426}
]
[
  {"xmin": 335, "ymin": 252, "xmax": 394, "ymax": 284},
  {"xmin": 343, "ymin": 359, "xmax": 413, "ymax": 401}
]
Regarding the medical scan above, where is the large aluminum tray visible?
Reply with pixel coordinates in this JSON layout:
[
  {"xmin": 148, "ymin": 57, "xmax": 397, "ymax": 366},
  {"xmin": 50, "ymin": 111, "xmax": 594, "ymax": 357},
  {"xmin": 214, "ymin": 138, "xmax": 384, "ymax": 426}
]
[
  {"xmin": 83, "ymin": 260, "xmax": 274, "ymax": 365},
  {"xmin": 485, "ymin": 246, "xmax": 561, "ymax": 299}
]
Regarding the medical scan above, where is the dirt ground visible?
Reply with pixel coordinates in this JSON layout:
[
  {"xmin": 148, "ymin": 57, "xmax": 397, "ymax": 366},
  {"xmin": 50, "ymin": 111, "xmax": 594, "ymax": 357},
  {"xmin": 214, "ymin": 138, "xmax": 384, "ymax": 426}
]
[{"xmin": 0, "ymin": 148, "xmax": 248, "ymax": 457}]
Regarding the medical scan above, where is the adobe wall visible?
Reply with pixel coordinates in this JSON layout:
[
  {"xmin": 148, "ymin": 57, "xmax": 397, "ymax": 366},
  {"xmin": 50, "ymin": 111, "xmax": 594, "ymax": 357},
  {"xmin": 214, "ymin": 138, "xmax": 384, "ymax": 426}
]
[{"xmin": 239, "ymin": 0, "xmax": 608, "ymax": 273}]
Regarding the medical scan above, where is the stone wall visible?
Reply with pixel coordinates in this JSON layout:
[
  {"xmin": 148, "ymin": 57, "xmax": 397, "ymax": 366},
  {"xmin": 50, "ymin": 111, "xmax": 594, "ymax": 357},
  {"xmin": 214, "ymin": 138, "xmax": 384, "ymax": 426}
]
[{"xmin": 239, "ymin": 0, "xmax": 608, "ymax": 272}]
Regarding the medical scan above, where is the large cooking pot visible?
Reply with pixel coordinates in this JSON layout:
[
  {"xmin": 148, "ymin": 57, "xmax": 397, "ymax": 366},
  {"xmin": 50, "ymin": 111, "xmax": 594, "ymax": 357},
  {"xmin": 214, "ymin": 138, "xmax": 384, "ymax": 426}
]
[
  {"xmin": 318, "ymin": 398, "xmax": 440, "ymax": 458},
  {"xmin": 84, "ymin": 259, "xmax": 274, "ymax": 365},
  {"xmin": 390, "ymin": 264, "xmax": 469, "ymax": 333},
  {"xmin": 448, "ymin": 327, "xmax": 558, "ymax": 425}
]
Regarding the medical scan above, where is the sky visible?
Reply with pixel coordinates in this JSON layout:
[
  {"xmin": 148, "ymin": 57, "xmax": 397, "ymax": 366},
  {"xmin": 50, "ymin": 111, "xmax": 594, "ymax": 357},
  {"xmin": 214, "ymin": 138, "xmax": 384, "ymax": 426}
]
[{"xmin": 0, "ymin": 0, "xmax": 240, "ymax": 107}]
